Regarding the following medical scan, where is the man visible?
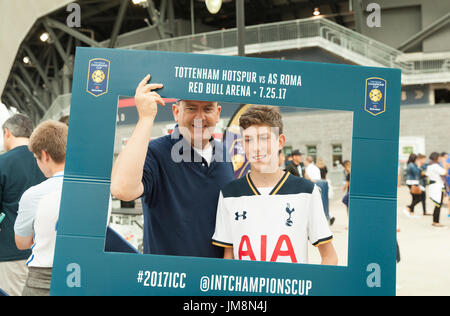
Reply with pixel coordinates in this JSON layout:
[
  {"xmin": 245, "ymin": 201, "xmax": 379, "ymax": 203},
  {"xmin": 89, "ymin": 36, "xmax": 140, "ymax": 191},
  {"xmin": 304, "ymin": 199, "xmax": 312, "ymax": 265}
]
[
  {"xmin": 14, "ymin": 120, "xmax": 68, "ymax": 296},
  {"xmin": 111, "ymin": 75, "xmax": 234, "ymax": 258},
  {"xmin": 304, "ymin": 155, "xmax": 331, "ymax": 222},
  {"xmin": 304, "ymin": 155, "xmax": 321, "ymax": 181},
  {"xmin": 0, "ymin": 114, "xmax": 46, "ymax": 296},
  {"xmin": 285, "ymin": 150, "xmax": 304, "ymax": 177}
]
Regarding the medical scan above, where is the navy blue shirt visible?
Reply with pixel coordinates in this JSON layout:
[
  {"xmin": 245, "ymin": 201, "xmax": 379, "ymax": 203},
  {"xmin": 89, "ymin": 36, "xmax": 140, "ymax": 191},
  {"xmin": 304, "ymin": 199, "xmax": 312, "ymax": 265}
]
[
  {"xmin": 141, "ymin": 125, "xmax": 234, "ymax": 258},
  {"xmin": 0, "ymin": 146, "xmax": 46, "ymax": 262}
]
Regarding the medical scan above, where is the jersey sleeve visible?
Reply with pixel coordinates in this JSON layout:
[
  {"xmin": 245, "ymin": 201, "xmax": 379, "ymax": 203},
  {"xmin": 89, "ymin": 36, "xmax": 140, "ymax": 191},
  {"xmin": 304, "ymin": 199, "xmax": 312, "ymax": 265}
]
[
  {"xmin": 212, "ymin": 191, "xmax": 233, "ymax": 248},
  {"xmin": 14, "ymin": 188, "xmax": 38, "ymax": 237},
  {"xmin": 308, "ymin": 185, "xmax": 333, "ymax": 247}
]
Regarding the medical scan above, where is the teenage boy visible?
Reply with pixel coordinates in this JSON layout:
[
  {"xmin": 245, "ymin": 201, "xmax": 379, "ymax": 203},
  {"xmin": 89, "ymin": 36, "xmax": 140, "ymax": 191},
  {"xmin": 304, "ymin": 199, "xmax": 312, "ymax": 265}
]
[
  {"xmin": 14, "ymin": 121, "xmax": 68, "ymax": 296},
  {"xmin": 212, "ymin": 106, "xmax": 337, "ymax": 265}
]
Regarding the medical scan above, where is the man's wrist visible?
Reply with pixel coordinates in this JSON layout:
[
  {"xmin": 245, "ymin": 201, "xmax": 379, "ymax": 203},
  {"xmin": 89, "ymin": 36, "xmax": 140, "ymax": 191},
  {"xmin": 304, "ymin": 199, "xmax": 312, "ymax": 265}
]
[{"xmin": 137, "ymin": 115, "xmax": 156, "ymax": 125}]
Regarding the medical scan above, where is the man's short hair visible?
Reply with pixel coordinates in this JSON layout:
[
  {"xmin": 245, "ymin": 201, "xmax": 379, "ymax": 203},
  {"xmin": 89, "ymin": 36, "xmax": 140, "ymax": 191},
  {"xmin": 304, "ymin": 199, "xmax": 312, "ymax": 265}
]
[
  {"xmin": 239, "ymin": 105, "xmax": 283, "ymax": 134},
  {"xmin": 2, "ymin": 114, "xmax": 34, "ymax": 138},
  {"xmin": 29, "ymin": 120, "xmax": 68, "ymax": 163}
]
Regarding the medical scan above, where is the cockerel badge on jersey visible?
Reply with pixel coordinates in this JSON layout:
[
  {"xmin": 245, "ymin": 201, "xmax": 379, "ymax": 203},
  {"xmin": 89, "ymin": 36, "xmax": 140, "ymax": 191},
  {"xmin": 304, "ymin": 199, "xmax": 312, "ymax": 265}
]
[
  {"xmin": 365, "ymin": 77, "xmax": 386, "ymax": 116},
  {"xmin": 87, "ymin": 58, "xmax": 110, "ymax": 97}
]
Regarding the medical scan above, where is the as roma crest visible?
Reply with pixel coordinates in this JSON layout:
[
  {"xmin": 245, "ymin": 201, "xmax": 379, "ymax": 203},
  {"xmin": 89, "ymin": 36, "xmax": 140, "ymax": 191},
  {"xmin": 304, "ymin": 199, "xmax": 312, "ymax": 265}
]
[
  {"xmin": 86, "ymin": 58, "xmax": 110, "ymax": 97},
  {"xmin": 365, "ymin": 77, "xmax": 386, "ymax": 116}
]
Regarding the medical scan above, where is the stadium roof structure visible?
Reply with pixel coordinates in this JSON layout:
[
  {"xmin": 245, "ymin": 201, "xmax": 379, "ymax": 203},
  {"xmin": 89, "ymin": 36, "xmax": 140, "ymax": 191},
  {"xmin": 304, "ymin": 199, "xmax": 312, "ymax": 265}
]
[
  {"xmin": 1, "ymin": 0, "xmax": 449, "ymax": 123},
  {"xmin": 0, "ymin": 0, "xmax": 358, "ymax": 122}
]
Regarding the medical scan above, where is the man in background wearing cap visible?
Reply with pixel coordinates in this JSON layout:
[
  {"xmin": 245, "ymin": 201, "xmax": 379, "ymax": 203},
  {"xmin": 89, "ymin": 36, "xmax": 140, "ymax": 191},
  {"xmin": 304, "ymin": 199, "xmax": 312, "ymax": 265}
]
[
  {"xmin": 111, "ymin": 75, "xmax": 234, "ymax": 258},
  {"xmin": 285, "ymin": 150, "xmax": 305, "ymax": 177}
]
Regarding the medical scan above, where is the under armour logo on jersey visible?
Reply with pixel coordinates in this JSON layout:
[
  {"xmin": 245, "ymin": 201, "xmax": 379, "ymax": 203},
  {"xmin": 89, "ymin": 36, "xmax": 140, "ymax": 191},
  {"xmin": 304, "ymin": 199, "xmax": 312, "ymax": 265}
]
[
  {"xmin": 285, "ymin": 203, "xmax": 295, "ymax": 227},
  {"xmin": 235, "ymin": 211, "xmax": 247, "ymax": 221}
]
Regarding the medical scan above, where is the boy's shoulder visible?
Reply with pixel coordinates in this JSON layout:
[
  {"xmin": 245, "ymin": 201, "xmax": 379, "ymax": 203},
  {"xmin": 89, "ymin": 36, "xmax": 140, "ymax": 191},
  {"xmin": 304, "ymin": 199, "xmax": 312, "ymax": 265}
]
[
  {"xmin": 221, "ymin": 175, "xmax": 254, "ymax": 198},
  {"xmin": 20, "ymin": 176, "xmax": 62, "ymax": 202},
  {"xmin": 221, "ymin": 172, "xmax": 315, "ymax": 198},
  {"xmin": 277, "ymin": 173, "xmax": 315, "ymax": 195}
]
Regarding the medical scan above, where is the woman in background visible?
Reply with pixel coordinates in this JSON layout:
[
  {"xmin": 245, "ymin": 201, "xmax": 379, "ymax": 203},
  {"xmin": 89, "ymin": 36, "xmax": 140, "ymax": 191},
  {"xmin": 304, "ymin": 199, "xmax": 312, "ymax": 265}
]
[
  {"xmin": 426, "ymin": 152, "xmax": 449, "ymax": 227},
  {"xmin": 316, "ymin": 158, "xmax": 334, "ymax": 226},
  {"xmin": 405, "ymin": 154, "xmax": 422, "ymax": 217},
  {"xmin": 342, "ymin": 160, "xmax": 351, "ymax": 215}
]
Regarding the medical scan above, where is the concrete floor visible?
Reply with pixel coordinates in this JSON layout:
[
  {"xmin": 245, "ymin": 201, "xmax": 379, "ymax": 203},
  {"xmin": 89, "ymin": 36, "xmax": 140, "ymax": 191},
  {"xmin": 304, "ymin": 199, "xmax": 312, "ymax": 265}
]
[
  {"xmin": 111, "ymin": 182, "xmax": 450, "ymax": 296},
  {"xmin": 395, "ymin": 186, "xmax": 450, "ymax": 296},
  {"xmin": 307, "ymin": 185, "xmax": 450, "ymax": 296}
]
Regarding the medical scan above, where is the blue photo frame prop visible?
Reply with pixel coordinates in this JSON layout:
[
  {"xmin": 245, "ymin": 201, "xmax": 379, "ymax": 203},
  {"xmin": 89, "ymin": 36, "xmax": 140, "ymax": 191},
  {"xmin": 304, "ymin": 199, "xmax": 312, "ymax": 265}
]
[{"xmin": 51, "ymin": 47, "xmax": 400, "ymax": 296}]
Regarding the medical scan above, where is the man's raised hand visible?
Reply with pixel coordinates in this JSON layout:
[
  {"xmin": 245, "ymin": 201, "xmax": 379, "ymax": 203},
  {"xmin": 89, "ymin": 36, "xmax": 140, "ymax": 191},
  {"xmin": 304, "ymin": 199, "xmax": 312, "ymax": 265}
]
[{"xmin": 134, "ymin": 74, "xmax": 165, "ymax": 120}]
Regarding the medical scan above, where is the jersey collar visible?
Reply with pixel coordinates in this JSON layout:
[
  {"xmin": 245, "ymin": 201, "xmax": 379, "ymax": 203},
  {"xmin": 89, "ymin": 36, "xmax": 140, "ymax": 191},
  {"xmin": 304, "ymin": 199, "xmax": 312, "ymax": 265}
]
[{"xmin": 246, "ymin": 171, "xmax": 290, "ymax": 196}]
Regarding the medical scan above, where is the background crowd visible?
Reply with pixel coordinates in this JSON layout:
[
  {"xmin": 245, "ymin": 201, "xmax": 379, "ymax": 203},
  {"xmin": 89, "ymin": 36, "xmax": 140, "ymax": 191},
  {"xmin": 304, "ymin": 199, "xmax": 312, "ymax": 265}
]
[{"xmin": 404, "ymin": 152, "xmax": 450, "ymax": 227}]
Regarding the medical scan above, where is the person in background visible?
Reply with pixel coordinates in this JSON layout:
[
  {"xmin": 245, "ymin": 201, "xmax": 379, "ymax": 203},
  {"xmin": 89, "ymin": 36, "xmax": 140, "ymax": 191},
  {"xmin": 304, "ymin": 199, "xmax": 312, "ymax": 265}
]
[
  {"xmin": 286, "ymin": 153, "xmax": 293, "ymax": 162},
  {"xmin": 315, "ymin": 157, "xmax": 334, "ymax": 226},
  {"xmin": 439, "ymin": 152, "xmax": 449, "ymax": 217},
  {"xmin": 316, "ymin": 157, "xmax": 328, "ymax": 180},
  {"xmin": 426, "ymin": 152, "xmax": 449, "ymax": 228},
  {"xmin": 0, "ymin": 114, "xmax": 46, "ymax": 296},
  {"xmin": 342, "ymin": 160, "xmax": 351, "ymax": 216},
  {"xmin": 445, "ymin": 153, "xmax": 450, "ymax": 217},
  {"xmin": 404, "ymin": 153, "xmax": 422, "ymax": 218},
  {"xmin": 316, "ymin": 157, "xmax": 336, "ymax": 226},
  {"xmin": 440, "ymin": 152, "xmax": 448, "ymax": 166},
  {"xmin": 285, "ymin": 150, "xmax": 304, "ymax": 177},
  {"xmin": 417, "ymin": 154, "xmax": 429, "ymax": 216},
  {"xmin": 14, "ymin": 121, "xmax": 68, "ymax": 296},
  {"xmin": 304, "ymin": 155, "xmax": 321, "ymax": 182}
]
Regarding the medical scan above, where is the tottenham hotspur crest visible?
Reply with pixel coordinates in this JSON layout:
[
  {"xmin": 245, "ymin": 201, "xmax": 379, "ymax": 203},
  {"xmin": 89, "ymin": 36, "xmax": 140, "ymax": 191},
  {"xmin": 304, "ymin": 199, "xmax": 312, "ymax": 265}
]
[{"xmin": 285, "ymin": 203, "xmax": 295, "ymax": 227}]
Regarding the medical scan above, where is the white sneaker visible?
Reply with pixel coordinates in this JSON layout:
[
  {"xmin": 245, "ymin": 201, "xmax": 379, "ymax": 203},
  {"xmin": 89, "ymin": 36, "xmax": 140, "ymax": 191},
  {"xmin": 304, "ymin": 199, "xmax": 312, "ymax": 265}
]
[{"xmin": 402, "ymin": 208, "xmax": 411, "ymax": 218}]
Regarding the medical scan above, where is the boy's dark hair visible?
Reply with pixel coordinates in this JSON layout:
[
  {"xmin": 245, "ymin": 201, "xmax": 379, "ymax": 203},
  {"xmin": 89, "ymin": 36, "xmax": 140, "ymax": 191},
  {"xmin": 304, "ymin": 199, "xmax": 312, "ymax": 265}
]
[{"xmin": 239, "ymin": 105, "xmax": 283, "ymax": 134}]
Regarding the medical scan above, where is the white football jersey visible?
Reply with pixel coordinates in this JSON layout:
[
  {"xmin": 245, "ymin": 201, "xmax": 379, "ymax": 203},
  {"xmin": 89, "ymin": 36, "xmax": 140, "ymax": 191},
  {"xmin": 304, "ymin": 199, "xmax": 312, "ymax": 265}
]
[{"xmin": 212, "ymin": 172, "xmax": 333, "ymax": 264}]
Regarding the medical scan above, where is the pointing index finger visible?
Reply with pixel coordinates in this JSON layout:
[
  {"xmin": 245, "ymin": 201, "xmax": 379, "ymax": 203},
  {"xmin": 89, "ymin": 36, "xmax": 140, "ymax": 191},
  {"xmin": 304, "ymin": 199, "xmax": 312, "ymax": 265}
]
[
  {"xmin": 142, "ymin": 83, "xmax": 164, "ymax": 93},
  {"xmin": 137, "ymin": 74, "xmax": 151, "ymax": 90}
]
